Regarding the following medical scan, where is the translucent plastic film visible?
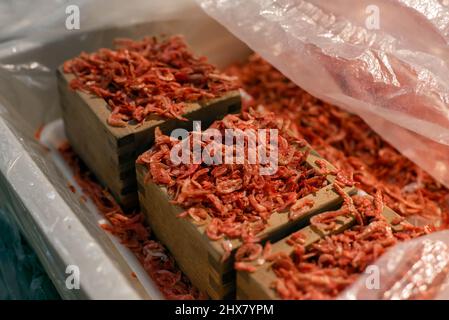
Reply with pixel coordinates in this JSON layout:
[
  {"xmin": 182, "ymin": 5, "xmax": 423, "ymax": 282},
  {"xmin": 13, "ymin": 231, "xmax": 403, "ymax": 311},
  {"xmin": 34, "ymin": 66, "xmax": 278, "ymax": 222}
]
[
  {"xmin": 339, "ymin": 231, "xmax": 449, "ymax": 299},
  {"xmin": 198, "ymin": 0, "xmax": 449, "ymax": 188}
]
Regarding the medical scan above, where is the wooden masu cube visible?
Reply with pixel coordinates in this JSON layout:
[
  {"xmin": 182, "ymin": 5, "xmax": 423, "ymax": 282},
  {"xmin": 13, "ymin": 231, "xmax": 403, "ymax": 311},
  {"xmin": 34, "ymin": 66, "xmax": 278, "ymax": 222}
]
[
  {"xmin": 57, "ymin": 67, "xmax": 241, "ymax": 210},
  {"xmin": 236, "ymin": 203, "xmax": 406, "ymax": 300},
  {"xmin": 136, "ymin": 145, "xmax": 356, "ymax": 299}
]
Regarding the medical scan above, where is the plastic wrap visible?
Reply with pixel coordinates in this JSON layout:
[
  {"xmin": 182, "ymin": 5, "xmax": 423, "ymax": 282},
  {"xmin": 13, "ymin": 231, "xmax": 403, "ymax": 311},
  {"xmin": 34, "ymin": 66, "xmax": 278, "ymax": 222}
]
[
  {"xmin": 198, "ymin": 0, "xmax": 449, "ymax": 188},
  {"xmin": 339, "ymin": 231, "xmax": 449, "ymax": 300},
  {"xmin": 0, "ymin": 207, "xmax": 59, "ymax": 300},
  {"xmin": 0, "ymin": 0, "xmax": 250, "ymax": 299}
]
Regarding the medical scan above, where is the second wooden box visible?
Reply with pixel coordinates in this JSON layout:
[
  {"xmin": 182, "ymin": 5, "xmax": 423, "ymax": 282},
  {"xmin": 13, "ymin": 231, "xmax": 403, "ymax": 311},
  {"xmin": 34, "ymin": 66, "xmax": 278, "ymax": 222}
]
[{"xmin": 137, "ymin": 146, "xmax": 356, "ymax": 299}]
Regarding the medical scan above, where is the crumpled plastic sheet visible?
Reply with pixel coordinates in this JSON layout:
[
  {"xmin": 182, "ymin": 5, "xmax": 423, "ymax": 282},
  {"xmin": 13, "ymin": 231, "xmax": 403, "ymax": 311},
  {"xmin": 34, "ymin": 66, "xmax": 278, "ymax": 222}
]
[
  {"xmin": 339, "ymin": 230, "xmax": 449, "ymax": 300},
  {"xmin": 198, "ymin": 0, "xmax": 449, "ymax": 189},
  {"xmin": 0, "ymin": 0, "xmax": 250, "ymax": 299}
]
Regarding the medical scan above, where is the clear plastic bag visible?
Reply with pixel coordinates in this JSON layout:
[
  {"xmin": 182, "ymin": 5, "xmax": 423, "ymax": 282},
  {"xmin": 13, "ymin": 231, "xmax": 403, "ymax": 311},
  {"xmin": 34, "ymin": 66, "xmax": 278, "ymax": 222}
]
[
  {"xmin": 198, "ymin": 0, "xmax": 449, "ymax": 188},
  {"xmin": 339, "ymin": 231, "xmax": 449, "ymax": 300}
]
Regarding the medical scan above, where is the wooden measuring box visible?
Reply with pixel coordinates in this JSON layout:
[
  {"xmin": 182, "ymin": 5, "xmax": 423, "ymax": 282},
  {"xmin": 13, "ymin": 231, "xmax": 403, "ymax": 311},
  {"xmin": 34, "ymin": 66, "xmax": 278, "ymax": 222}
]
[
  {"xmin": 57, "ymin": 67, "xmax": 240, "ymax": 210},
  {"xmin": 136, "ymin": 145, "xmax": 356, "ymax": 299},
  {"xmin": 236, "ymin": 204, "xmax": 406, "ymax": 300}
]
